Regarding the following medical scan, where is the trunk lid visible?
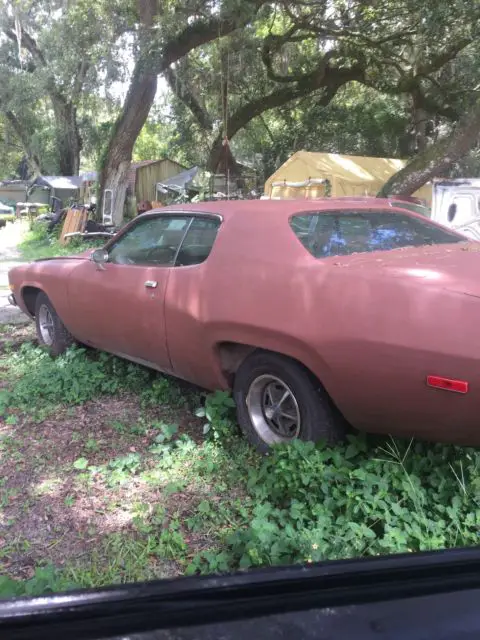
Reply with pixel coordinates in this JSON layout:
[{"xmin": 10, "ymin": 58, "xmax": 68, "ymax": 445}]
[{"xmin": 333, "ymin": 241, "xmax": 480, "ymax": 296}]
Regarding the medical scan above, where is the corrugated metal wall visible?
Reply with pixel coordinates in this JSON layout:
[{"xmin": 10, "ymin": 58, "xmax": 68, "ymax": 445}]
[
  {"xmin": 135, "ymin": 159, "xmax": 185, "ymax": 202},
  {"xmin": 27, "ymin": 186, "xmax": 51, "ymax": 204},
  {"xmin": 0, "ymin": 185, "xmax": 29, "ymax": 204}
]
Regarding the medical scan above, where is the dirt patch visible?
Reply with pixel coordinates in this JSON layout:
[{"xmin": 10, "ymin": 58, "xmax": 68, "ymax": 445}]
[{"xmin": 0, "ymin": 392, "xmax": 205, "ymax": 581}]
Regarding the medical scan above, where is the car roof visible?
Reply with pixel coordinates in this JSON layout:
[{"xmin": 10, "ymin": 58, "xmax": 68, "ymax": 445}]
[{"xmin": 144, "ymin": 198, "xmax": 410, "ymax": 220}]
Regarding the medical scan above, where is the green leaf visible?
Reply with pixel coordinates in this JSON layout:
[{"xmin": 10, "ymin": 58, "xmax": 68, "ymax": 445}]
[
  {"xmin": 345, "ymin": 443, "xmax": 359, "ymax": 460},
  {"xmin": 73, "ymin": 457, "xmax": 89, "ymax": 470}
]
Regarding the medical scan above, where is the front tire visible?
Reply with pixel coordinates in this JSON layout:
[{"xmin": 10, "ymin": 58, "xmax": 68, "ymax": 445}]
[
  {"xmin": 35, "ymin": 292, "xmax": 74, "ymax": 356},
  {"xmin": 233, "ymin": 351, "xmax": 345, "ymax": 453}
]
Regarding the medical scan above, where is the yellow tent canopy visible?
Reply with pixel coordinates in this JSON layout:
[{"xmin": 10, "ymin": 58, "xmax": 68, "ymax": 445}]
[{"xmin": 264, "ymin": 151, "xmax": 431, "ymax": 203}]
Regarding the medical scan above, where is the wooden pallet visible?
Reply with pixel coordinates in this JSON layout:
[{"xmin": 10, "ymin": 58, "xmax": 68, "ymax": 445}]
[{"xmin": 60, "ymin": 208, "xmax": 88, "ymax": 245}]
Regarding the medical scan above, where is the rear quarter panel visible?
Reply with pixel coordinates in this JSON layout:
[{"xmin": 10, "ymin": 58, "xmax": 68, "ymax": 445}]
[{"xmin": 302, "ymin": 258, "xmax": 480, "ymax": 443}]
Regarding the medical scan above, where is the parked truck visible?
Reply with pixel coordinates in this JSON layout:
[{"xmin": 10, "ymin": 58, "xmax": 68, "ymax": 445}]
[{"xmin": 430, "ymin": 178, "xmax": 480, "ymax": 240}]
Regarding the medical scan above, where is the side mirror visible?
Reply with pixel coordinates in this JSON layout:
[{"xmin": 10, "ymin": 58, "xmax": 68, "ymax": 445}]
[{"xmin": 90, "ymin": 248, "xmax": 109, "ymax": 270}]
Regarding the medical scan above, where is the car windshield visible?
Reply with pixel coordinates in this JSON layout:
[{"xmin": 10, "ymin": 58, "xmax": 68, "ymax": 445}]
[{"xmin": 290, "ymin": 210, "xmax": 463, "ymax": 258}]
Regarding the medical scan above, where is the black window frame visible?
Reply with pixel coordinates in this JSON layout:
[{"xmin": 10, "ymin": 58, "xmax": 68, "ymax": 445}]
[{"xmin": 103, "ymin": 212, "xmax": 222, "ymax": 268}]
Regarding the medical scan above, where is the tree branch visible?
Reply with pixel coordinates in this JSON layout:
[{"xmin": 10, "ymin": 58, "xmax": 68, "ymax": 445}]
[
  {"xmin": 207, "ymin": 61, "xmax": 364, "ymax": 170},
  {"xmin": 158, "ymin": 0, "xmax": 267, "ymax": 72},
  {"xmin": 262, "ymin": 34, "xmax": 337, "ymax": 83},
  {"xmin": 4, "ymin": 24, "xmax": 47, "ymax": 67},
  {"xmin": 378, "ymin": 97, "xmax": 480, "ymax": 197},
  {"xmin": 72, "ymin": 59, "xmax": 90, "ymax": 103},
  {"xmin": 416, "ymin": 38, "xmax": 473, "ymax": 76},
  {"xmin": 165, "ymin": 66, "xmax": 213, "ymax": 131},
  {"xmin": 1, "ymin": 108, "xmax": 41, "ymax": 175},
  {"xmin": 228, "ymin": 62, "xmax": 363, "ymax": 139}
]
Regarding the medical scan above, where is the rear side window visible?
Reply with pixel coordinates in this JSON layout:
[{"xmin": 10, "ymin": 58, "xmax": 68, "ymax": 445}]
[
  {"xmin": 175, "ymin": 217, "xmax": 221, "ymax": 266},
  {"xmin": 290, "ymin": 211, "xmax": 463, "ymax": 258},
  {"xmin": 390, "ymin": 201, "xmax": 430, "ymax": 217}
]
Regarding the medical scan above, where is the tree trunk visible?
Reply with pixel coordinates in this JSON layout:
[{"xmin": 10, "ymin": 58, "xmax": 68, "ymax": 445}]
[
  {"xmin": 99, "ymin": 0, "xmax": 267, "ymax": 225},
  {"xmin": 98, "ymin": 0, "xmax": 159, "ymax": 225},
  {"xmin": 102, "ymin": 160, "xmax": 133, "ymax": 226},
  {"xmin": 51, "ymin": 98, "xmax": 82, "ymax": 175},
  {"xmin": 378, "ymin": 97, "xmax": 480, "ymax": 197},
  {"xmin": 99, "ymin": 67, "xmax": 157, "ymax": 225},
  {"xmin": 4, "ymin": 109, "xmax": 42, "ymax": 175}
]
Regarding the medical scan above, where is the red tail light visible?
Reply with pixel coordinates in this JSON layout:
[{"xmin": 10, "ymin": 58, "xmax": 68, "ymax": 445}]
[{"xmin": 426, "ymin": 376, "xmax": 469, "ymax": 394}]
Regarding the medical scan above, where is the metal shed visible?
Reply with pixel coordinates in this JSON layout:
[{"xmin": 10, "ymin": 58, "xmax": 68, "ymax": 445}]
[
  {"xmin": 29, "ymin": 175, "xmax": 83, "ymax": 207},
  {"xmin": 128, "ymin": 159, "xmax": 186, "ymax": 204},
  {"xmin": 0, "ymin": 180, "xmax": 30, "ymax": 206}
]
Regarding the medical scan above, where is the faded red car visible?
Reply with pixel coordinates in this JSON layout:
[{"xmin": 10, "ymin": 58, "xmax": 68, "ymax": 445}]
[{"xmin": 8, "ymin": 199, "xmax": 480, "ymax": 450}]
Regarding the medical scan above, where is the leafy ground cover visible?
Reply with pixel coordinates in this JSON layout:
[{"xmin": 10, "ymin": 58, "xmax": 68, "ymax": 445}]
[
  {"xmin": 0, "ymin": 323, "xmax": 479, "ymax": 599},
  {"xmin": 18, "ymin": 222, "xmax": 103, "ymax": 261}
]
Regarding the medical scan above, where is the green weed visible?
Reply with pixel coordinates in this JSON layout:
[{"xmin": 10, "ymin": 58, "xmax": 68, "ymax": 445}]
[
  {"xmin": 1, "ymin": 344, "xmax": 152, "ymax": 418},
  {"xmin": 63, "ymin": 534, "xmax": 171, "ymax": 589},
  {"xmin": 1, "ymin": 341, "xmax": 479, "ymax": 596},
  {"xmin": 141, "ymin": 377, "xmax": 186, "ymax": 408},
  {"xmin": 0, "ymin": 565, "xmax": 76, "ymax": 598},
  {"xmin": 19, "ymin": 222, "xmax": 103, "ymax": 261}
]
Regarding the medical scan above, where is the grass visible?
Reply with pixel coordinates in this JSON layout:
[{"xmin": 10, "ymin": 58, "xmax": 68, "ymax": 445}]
[
  {"xmin": 18, "ymin": 222, "xmax": 104, "ymax": 261},
  {"xmin": 0, "ymin": 324, "xmax": 479, "ymax": 599}
]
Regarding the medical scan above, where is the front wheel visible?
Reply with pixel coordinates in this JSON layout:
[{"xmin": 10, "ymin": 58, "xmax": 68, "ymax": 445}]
[
  {"xmin": 35, "ymin": 292, "xmax": 74, "ymax": 356},
  {"xmin": 233, "ymin": 351, "xmax": 345, "ymax": 453}
]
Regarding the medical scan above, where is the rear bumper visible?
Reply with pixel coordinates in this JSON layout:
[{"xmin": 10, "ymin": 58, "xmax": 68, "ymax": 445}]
[{"xmin": 8, "ymin": 293, "xmax": 17, "ymax": 306}]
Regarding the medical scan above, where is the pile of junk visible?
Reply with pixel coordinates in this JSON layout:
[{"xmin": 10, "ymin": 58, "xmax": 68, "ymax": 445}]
[{"xmin": 35, "ymin": 199, "xmax": 116, "ymax": 245}]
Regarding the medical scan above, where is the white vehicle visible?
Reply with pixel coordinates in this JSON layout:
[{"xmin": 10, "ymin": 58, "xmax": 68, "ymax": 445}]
[{"xmin": 430, "ymin": 179, "xmax": 480, "ymax": 240}]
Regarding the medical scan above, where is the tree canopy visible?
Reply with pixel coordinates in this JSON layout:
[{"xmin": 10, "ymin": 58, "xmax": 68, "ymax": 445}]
[{"xmin": 1, "ymin": 0, "xmax": 480, "ymax": 216}]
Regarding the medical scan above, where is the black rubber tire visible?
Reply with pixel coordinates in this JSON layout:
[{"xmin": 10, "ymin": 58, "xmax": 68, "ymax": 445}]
[
  {"xmin": 34, "ymin": 292, "xmax": 74, "ymax": 357},
  {"xmin": 233, "ymin": 351, "xmax": 345, "ymax": 453}
]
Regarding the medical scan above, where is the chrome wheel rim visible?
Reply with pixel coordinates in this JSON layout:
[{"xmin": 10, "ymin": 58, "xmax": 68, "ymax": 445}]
[
  {"xmin": 246, "ymin": 374, "xmax": 301, "ymax": 444},
  {"xmin": 38, "ymin": 304, "xmax": 54, "ymax": 346}
]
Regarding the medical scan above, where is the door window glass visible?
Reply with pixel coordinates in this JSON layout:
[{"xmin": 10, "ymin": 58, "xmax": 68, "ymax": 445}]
[
  {"xmin": 175, "ymin": 217, "xmax": 221, "ymax": 266},
  {"xmin": 108, "ymin": 216, "xmax": 191, "ymax": 266}
]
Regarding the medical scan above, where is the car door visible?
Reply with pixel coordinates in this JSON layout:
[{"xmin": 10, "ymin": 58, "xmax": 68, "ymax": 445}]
[
  {"xmin": 163, "ymin": 215, "xmax": 223, "ymax": 388},
  {"xmin": 66, "ymin": 213, "xmax": 192, "ymax": 371}
]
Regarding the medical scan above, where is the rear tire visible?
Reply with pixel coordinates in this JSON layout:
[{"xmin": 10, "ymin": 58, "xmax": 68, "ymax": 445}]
[
  {"xmin": 233, "ymin": 351, "xmax": 345, "ymax": 453},
  {"xmin": 35, "ymin": 292, "xmax": 74, "ymax": 356}
]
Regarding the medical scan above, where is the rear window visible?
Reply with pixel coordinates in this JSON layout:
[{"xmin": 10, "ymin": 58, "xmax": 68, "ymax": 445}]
[
  {"xmin": 390, "ymin": 201, "xmax": 431, "ymax": 217},
  {"xmin": 290, "ymin": 210, "xmax": 463, "ymax": 258}
]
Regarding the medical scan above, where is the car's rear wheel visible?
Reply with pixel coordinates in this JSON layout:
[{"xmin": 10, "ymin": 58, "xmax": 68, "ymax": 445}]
[
  {"xmin": 35, "ymin": 292, "xmax": 74, "ymax": 356},
  {"xmin": 233, "ymin": 351, "xmax": 345, "ymax": 453}
]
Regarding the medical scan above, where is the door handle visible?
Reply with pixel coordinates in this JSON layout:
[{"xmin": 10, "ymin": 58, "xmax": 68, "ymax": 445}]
[{"xmin": 145, "ymin": 280, "xmax": 158, "ymax": 289}]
